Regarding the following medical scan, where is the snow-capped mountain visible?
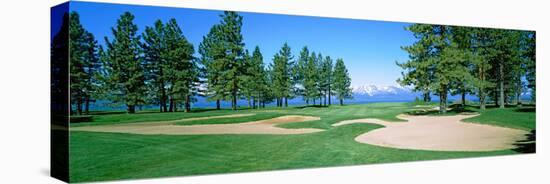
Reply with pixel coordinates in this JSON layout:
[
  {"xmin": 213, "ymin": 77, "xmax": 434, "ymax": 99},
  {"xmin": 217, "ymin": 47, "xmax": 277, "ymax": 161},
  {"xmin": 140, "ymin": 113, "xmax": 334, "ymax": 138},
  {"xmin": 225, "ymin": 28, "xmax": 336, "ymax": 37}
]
[
  {"xmin": 352, "ymin": 85, "xmax": 411, "ymax": 96},
  {"xmin": 351, "ymin": 84, "xmax": 418, "ymax": 102}
]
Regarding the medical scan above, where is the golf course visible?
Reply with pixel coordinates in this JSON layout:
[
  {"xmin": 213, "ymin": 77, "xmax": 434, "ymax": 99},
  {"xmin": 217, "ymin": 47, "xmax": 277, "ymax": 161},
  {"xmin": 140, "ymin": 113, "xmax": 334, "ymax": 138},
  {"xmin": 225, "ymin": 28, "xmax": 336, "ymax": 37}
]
[
  {"xmin": 69, "ymin": 102, "xmax": 535, "ymax": 182},
  {"xmin": 52, "ymin": 1, "xmax": 536, "ymax": 183}
]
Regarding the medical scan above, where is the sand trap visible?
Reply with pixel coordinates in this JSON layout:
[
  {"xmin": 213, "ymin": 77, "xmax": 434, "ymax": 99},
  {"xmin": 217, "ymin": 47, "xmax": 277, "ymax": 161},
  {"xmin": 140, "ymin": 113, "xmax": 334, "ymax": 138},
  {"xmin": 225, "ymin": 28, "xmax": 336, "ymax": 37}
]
[
  {"xmin": 333, "ymin": 114, "xmax": 529, "ymax": 151},
  {"xmin": 71, "ymin": 115, "xmax": 323, "ymax": 135}
]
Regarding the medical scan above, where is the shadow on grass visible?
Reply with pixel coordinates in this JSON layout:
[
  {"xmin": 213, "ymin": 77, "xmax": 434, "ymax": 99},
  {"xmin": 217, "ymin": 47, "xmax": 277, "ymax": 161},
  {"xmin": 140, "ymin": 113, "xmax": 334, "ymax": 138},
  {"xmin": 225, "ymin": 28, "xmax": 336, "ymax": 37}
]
[
  {"xmin": 515, "ymin": 107, "xmax": 536, "ymax": 112},
  {"xmin": 69, "ymin": 116, "xmax": 94, "ymax": 123},
  {"xmin": 513, "ymin": 130, "xmax": 536, "ymax": 153},
  {"xmin": 295, "ymin": 105, "xmax": 330, "ymax": 109},
  {"xmin": 406, "ymin": 105, "xmax": 476, "ymax": 116}
]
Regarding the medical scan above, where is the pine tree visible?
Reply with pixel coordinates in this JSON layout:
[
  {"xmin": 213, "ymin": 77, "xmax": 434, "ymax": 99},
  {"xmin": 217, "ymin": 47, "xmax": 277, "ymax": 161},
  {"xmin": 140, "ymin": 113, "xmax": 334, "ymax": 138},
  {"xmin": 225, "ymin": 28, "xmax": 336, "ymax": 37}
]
[
  {"xmin": 304, "ymin": 52, "xmax": 320, "ymax": 105},
  {"xmin": 398, "ymin": 24, "xmax": 434, "ymax": 103},
  {"xmin": 333, "ymin": 58, "xmax": 353, "ymax": 105},
  {"xmin": 249, "ymin": 46, "xmax": 268, "ymax": 109},
  {"xmin": 401, "ymin": 24, "xmax": 474, "ymax": 113},
  {"xmin": 321, "ymin": 56, "xmax": 334, "ymax": 106},
  {"xmin": 163, "ymin": 19, "xmax": 196, "ymax": 112},
  {"xmin": 271, "ymin": 43, "xmax": 294, "ymax": 107},
  {"xmin": 468, "ymin": 27, "xmax": 495, "ymax": 110},
  {"xmin": 199, "ymin": 24, "xmax": 225, "ymax": 110},
  {"xmin": 316, "ymin": 53, "xmax": 324, "ymax": 105},
  {"xmin": 69, "ymin": 12, "xmax": 98, "ymax": 115},
  {"xmin": 142, "ymin": 20, "xmax": 168, "ymax": 112},
  {"xmin": 218, "ymin": 11, "xmax": 246, "ymax": 110},
  {"xmin": 101, "ymin": 12, "xmax": 146, "ymax": 113},
  {"xmin": 295, "ymin": 46, "xmax": 309, "ymax": 104},
  {"xmin": 524, "ymin": 32, "xmax": 536, "ymax": 103}
]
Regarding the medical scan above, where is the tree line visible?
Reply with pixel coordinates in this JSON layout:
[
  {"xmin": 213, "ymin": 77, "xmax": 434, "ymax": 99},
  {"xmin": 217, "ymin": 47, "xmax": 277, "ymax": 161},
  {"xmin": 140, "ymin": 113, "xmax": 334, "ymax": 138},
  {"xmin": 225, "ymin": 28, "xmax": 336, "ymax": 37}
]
[
  {"xmin": 398, "ymin": 24, "xmax": 536, "ymax": 113},
  {"xmin": 66, "ymin": 11, "xmax": 353, "ymax": 114}
]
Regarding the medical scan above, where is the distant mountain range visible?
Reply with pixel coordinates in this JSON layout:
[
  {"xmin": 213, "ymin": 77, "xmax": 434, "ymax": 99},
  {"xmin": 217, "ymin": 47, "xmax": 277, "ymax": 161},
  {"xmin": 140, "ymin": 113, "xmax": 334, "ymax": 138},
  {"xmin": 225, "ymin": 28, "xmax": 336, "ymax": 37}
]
[{"xmin": 351, "ymin": 84, "xmax": 420, "ymax": 102}]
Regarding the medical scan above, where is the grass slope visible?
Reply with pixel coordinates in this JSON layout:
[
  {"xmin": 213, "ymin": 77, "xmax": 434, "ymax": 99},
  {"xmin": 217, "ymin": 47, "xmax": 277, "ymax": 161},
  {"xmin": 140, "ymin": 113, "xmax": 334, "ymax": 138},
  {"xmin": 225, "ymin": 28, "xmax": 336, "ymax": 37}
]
[{"xmin": 69, "ymin": 102, "xmax": 535, "ymax": 182}]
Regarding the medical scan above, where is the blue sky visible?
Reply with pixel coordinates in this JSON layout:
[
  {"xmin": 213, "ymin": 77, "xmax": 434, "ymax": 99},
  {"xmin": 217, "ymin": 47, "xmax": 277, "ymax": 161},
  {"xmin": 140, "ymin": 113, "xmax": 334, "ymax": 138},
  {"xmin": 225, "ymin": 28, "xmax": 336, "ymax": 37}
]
[{"xmin": 67, "ymin": 1, "xmax": 415, "ymax": 87}]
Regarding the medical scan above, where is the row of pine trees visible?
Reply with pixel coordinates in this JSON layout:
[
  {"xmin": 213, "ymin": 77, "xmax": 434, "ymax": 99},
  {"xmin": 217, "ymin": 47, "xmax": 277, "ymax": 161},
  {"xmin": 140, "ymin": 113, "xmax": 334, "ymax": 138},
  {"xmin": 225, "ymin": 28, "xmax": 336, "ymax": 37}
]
[
  {"xmin": 398, "ymin": 24, "xmax": 536, "ymax": 113},
  {"xmin": 64, "ymin": 11, "xmax": 353, "ymax": 115}
]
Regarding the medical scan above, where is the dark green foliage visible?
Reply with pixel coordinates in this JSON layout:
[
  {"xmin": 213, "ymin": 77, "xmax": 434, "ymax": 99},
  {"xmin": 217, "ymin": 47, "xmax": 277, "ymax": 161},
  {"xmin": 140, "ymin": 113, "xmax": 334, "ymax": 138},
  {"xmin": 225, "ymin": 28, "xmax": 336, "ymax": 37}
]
[
  {"xmin": 100, "ymin": 12, "xmax": 146, "ymax": 113},
  {"xmin": 333, "ymin": 58, "xmax": 353, "ymax": 105},
  {"xmin": 163, "ymin": 19, "xmax": 197, "ymax": 112},
  {"xmin": 320, "ymin": 56, "xmax": 334, "ymax": 106},
  {"xmin": 69, "ymin": 12, "xmax": 99, "ymax": 115},
  {"xmin": 271, "ymin": 43, "xmax": 294, "ymax": 107},
  {"xmin": 142, "ymin": 20, "xmax": 168, "ymax": 112},
  {"xmin": 198, "ymin": 24, "xmax": 225, "ymax": 110},
  {"xmin": 242, "ymin": 46, "xmax": 269, "ymax": 108},
  {"xmin": 304, "ymin": 52, "xmax": 320, "ymax": 104},
  {"xmin": 524, "ymin": 32, "xmax": 536, "ymax": 102},
  {"xmin": 399, "ymin": 24, "xmax": 535, "ymax": 113},
  {"xmin": 199, "ymin": 11, "xmax": 246, "ymax": 110}
]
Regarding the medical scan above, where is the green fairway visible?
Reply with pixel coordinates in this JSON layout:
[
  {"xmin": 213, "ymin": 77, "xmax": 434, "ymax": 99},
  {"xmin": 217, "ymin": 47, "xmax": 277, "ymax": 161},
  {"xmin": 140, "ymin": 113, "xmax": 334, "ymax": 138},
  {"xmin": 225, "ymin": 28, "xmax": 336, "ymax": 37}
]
[
  {"xmin": 69, "ymin": 102, "xmax": 535, "ymax": 182},
  {"xmin": 463, "ymin": 106, "xmax": 536, "ymax": 130}
]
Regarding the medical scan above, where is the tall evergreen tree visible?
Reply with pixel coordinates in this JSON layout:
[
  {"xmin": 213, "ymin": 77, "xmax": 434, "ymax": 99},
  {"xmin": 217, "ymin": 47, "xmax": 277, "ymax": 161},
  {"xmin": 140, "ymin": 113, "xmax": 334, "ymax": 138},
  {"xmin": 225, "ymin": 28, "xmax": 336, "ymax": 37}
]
[
  {"xmin": 218, "ymin": 11, "xmax": 246, "ymax": 110},
  {"xmin": 142, "ymin": 20, "xmax": 168, "ymax": 112},
  {"xmin": 295, "ymin": 46, "xmax": 310, "ymax": 104},
  {"xmin": 401, "ymin": 24, "xmax": 474, "ymax": 113},
  {"xmin": 248, "ymin": 46, "xmax": 268, "ymax": 109},
  {"xmin": 316, "ymin": 53, "xmax": 324, "ymax": 105},
  {"xmin": 271, "ymin": 43, "xmax": 294, "ymax": 107},
  {"xmin": 101, "ymin": 12, "xmax": 146, "ymax": 113},
  {"xmin": 163, "ymin": 19, "xmax": 196, "ymax": 112},
  {"xmin": 304, "ymin": 52, "xmax": 320, "ymax": 105},
  {"xmin": 333, "ymin": 58, "xmax": 353, "ymax": 105},
  {"xmin": 468, "ymin": 27, "xmax": 495, "ymax": 110},
  {"xmin": 199, "ymin": 24, "xmax": 225, "ymax": 110},
  {"xmin": 524, "ymin": 32, "xmax": 536, "ymax": 103},
  {"xmin": 321, "ymin": 55, "xmax": 334, "ymax": 106},
  {"xmin": 69, "ymin": 12, "xmax": 99, "ymax": 115},
  {"xmin": 398, "ymin": 24, "xmax": 435, "ymax": 103}
]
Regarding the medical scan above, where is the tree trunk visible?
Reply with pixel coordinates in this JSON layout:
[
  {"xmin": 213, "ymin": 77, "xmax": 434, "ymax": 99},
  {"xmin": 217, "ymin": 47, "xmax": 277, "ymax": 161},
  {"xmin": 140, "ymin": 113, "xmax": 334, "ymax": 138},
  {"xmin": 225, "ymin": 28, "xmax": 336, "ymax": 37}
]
[
  {"xmin": 284, "ymin": 97, "xmax": 288, "ymax": 107},
  {"xmin": 76, "ymin": 98, "xmax": 83, "ymax": 115},
  {"xmin": 84, "ymin": 96, "xmax": 90, "ymax": 114},
  {"xmin": 185, "ymin": 95, "xmax": 191, "ymax": 112},
  {"xmin": 328, "ymin": 87, "xmax": 332, "ymax": 106},
  {"xmin": 516, "ymin": 88, "xmax": 522, "ymax": 108},
  {"xmin": 461, "ymin": 91, "xmax": 466, "ymax": 107},
  {"xmin": 423, "ymin": 91, "xmax": 431, "ymax": 102},
  {"xmin": 439, "ymin": 85, "xmax": 447, "ymax": 114},
  {"xmin": 499, "ymin": 62, "xmax": 505, "ymax": 108},
  {"xmin": 216, "ymin": 99, "xmax": 220, "ymax": 110},
  {"xmin": 169, "ymin": 97, "xmax": 173, "ymax": 112},
  {"xmin": 232, "ymin": 93, "xmax": 237, "ymax": 110},
  {"xmin": 340, "ymin": 99, "xmax": 343, "ymax": 106},
  {"xmin": 248, "ymin": 96, "xmax": 252, "ymax": 108},
  {"xmin": 479, "ymin": 89, "xmax": 486, "ymax": 110},
  {"xmin": 127, "ymin": 104, "xmax": 135, "ymax": 114},
  {"xmin": 161, "ymin": 93, "xmax": 167, "ymax": 112},
  {"xmin": 324, "ymin": 94, "xmax": 327, "ymax": 106}
]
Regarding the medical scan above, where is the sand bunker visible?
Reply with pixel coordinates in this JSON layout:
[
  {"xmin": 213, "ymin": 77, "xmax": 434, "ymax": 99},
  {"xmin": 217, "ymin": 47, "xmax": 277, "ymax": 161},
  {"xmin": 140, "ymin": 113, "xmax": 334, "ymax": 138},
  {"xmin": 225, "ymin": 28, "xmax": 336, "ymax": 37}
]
[
  {"xmin": 333, "ymin": 114, "xmax": 529, "ymax": 151},
  {"xmin": 71, "ymin": 114, "xmax": 323, "ymax": 135}
]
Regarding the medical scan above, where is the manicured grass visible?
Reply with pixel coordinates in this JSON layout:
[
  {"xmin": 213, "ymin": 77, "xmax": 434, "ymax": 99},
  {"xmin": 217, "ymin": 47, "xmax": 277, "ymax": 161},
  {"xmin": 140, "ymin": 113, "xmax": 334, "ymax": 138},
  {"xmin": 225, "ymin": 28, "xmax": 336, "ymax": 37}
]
[
  {"xmin": 69, "ymin": 102, "xmax": 535, "ymax": 182},
  {"xmin": 175, "ymin": 112, "xmax": 283, "ymax": 125},
  {"xmin": 463, "ymin": 106, "xmax": 536, "ymax": 130},
  {"xmin": 70, "ymin": 109, "xmax": 244, "ymax": 127}
]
